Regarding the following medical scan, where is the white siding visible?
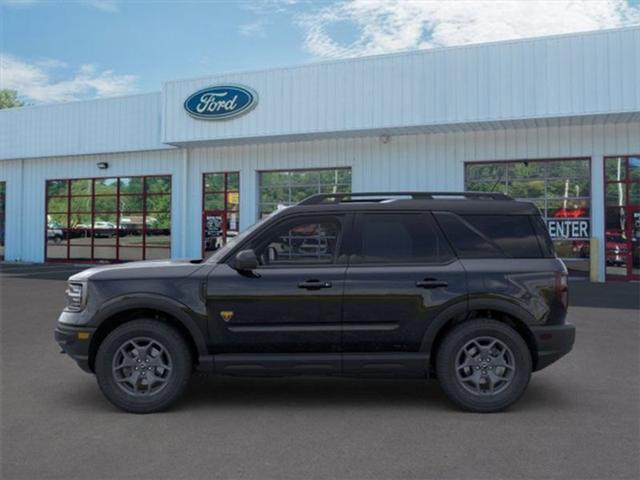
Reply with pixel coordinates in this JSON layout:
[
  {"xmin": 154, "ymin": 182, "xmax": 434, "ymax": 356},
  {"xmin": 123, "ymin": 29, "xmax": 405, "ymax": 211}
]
[
  {"xmin": 180, "ymin": 121, "xmax": 639, "ymax": 281},
  {"xmin": 0, "ymin": 149, "xmax": 185, "ymax": 262},
  {"xmin": 2, "ymin": 121, "xmax": 639, "ymax": 280},
  {"xmin": 0, "ymin": 93, "xmax": 170, "ymax": 161},
  {"xmin": 163, "ymin": 27, "xmax": 640, "ymax": 145}
]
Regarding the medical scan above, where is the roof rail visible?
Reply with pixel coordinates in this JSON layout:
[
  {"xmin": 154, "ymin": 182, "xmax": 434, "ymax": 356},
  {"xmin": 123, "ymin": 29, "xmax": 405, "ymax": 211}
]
[{"xmin": 298, "ymin": 191, "xmax": 513, "ymax": 205}]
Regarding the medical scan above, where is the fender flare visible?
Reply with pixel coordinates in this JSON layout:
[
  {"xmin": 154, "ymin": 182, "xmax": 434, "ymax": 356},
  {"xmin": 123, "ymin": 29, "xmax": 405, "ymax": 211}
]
[
  {"xmin": 419, "ymin": 295, "xmax": 537, "ymax": 354},
  {"xmin": 91, "ymin": 293, "xmax": 208, "ymax": 358}
]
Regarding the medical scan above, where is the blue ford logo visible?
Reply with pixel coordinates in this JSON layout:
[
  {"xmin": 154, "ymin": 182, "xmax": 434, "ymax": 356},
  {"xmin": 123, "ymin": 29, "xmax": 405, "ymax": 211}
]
[{"xmin": 184, "ymin": 85, "xmax": 258, "ymax": 120}]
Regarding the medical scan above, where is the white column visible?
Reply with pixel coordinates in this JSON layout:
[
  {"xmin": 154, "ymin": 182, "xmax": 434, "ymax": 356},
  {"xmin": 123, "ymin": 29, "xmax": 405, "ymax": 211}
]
[
  {"xmin": 590, "ymin": 155, "xmax": 605, "ymax": 282},
  {"xmin": 239, "ymin": 168, "xmax": 258, "ymax": 231}
]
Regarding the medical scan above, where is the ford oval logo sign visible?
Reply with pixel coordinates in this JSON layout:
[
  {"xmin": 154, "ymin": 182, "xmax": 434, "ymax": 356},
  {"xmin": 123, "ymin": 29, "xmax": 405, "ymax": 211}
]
[{"xmin": 184, "ymin": 85, "xmax": 258, "ymax": 120}]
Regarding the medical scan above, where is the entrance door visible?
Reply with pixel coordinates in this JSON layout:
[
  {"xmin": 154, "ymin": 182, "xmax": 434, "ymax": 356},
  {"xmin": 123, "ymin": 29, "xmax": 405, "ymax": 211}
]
[
  {"xmin": 630, "ymin": 207, "xmax": 640, "ymax": 280},
  {"xmin": 604, "ymin": 156, "xmax": 640, "ymax": 281},
  {"xmin": 202, "ymin": 172, "xmax": 239, "ymax": 258}
]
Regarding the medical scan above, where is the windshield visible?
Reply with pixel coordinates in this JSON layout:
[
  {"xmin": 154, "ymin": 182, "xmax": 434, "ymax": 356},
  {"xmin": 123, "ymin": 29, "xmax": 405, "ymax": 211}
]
[{"xmin": 206, "ymin": 208, "xmax": 287, "ymax": 263}]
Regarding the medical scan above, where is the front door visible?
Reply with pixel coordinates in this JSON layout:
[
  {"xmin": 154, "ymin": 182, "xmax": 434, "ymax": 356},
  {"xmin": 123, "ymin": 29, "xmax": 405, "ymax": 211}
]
[
  {"xmin": 203, "ymin": 210, "xmax": 227, "ymax": 256},
  {"xmin": 341, "ymin": 212, "xmax": 467, "ymax": 372},
  {"xmin": 206, "ymin": 214, "xmax": 348, "ymax": 357},
  {"xmin": 629, "ymin": 207, "xmax": 640, "ymax": 280},
  {"xmin": 202, "ymin": 172, "xmax": 240, "ymax": 258},
  {"xmin": 604, "ymin": 156, "xmax": 640, "ymax": 281}
]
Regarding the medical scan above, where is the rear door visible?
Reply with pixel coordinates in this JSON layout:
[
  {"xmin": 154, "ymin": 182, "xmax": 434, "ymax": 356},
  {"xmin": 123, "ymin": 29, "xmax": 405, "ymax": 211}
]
[{"xmin": 341, "ymin": 212, "xmax": 467, "ymax": 359}]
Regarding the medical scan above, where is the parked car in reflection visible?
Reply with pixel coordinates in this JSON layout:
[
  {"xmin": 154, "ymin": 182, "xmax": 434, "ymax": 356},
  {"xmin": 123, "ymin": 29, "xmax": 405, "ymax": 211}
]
[
  {"xmin": 93, "ymin": 221, "xmax": 117, "ymax": 238},
  {"xmin": 47, "ymin": 223, "xmax": 63, "ymax": 244}
]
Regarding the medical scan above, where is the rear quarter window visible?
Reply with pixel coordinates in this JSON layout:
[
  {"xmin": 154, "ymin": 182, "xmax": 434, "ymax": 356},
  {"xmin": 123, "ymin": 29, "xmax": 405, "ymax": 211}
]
[{"xmin": 434, "ymin": 212, "xmax": 547, "ymax": 259}]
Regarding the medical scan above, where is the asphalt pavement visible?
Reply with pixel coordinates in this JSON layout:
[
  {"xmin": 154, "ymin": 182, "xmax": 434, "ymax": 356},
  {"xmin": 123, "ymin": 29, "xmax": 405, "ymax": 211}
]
[{"xmin": 1, "ymin": 264, "xmax": 639, "ymax": 480}]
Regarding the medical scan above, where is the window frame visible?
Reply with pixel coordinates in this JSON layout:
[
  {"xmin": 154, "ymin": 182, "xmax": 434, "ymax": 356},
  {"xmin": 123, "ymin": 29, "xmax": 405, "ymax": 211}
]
[
  {"xmin": 257, "ymin": 167, "xmax": 352, "ymax": 218},
  {"xmin": 349, "ymin": 211, "xmax": 457, "ymax": 267},
  {"xmin": 44, "ymin": 175, "xmax": 171, "ymax": 263},
  {"xmin": 464, "ymin": 157, "xmax": 592, "ymax": 270},
  {"xmin": 463, "ymin": 157, "xmax": 592, "ymax": 227},
  {"xmin": 201, "ymin": 171, "xmax": 240, "ymax": 257},
  {"xmin": 603, "ymin": 155, "xmax": 640, "ymax": 281}
]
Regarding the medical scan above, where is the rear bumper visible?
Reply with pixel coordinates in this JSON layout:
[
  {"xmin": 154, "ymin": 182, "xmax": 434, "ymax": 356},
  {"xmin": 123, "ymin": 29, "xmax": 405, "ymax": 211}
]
[
  {"xmin": 54, "ymin": 324, "xmax": 96, "ymax": 373},
  {"xmin": 531, "ymin": 323, "xmax": 576, "ymax": 371}
]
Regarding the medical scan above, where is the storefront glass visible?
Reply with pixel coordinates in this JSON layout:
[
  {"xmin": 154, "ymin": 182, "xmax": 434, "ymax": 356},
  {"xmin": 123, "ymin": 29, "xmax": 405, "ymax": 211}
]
[
  {"xmin": 604, "ymin": 156, "xmax": 640, "ymax": 280},
  {"xmin": 465, "ymin": 158, "xmax": 591, "ymax": 276},
  {"xmin": 258, "ymin": 168, "xmax": 351, "ymax": 218},
  {"xmin": 202, "ymin": 172, "xmax": 240, "ymax": 257},
  {"xmin": 46, "ymin": 175, "xmax": 171, "ymax": 262}
]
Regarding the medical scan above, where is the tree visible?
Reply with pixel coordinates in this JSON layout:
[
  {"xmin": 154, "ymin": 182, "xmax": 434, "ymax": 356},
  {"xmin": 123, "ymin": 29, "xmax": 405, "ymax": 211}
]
[{"xmin": 0, "ymin": 90, "xmax": 24, "ymax": 109}]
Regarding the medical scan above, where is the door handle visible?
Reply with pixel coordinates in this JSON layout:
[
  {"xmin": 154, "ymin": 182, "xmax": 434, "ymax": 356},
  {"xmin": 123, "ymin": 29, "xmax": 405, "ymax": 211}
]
[
  {"xmin": 298, "ymin": 280, "xmax": 332, "ymax": 290},
  {"xmin": 415, "ymin": 279, "xmax": 448, "ymax": 289}
]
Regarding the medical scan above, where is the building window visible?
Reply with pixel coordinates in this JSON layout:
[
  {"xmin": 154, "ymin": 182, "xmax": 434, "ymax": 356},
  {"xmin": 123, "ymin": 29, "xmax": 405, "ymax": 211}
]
[
  {"xmin": 465, "ymin": 158, "xmax": 591, "ymax": 276},
  {"xmin": 0, "ymin": 182, "xmax": 5, "ymax": 260},
  {"xmin": 202, "ymin": 172, "xmax": 239, "ymax": 256},
  {"xmin": 258, "ymin": 168, "xmax": 352, "ymax": 218},
  {"xmin": 604, "ymin": 156, "xmax": 640, "ymax": 280},
  {"xmin": 46, "ymin": 176, "xmax": 171, "ymax": 262}
]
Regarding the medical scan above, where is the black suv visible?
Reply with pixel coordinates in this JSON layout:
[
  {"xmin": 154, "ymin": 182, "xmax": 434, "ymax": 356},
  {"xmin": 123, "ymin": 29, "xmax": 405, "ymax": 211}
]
[{"xmin": 55, "ymin": 192, "xmax": 575, "ymax": 413}]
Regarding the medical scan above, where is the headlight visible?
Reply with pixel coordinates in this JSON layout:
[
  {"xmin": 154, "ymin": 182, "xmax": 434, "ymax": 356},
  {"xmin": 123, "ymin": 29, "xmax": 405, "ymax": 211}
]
[{"xmin": 64, "ymin": 282, "xmax": 86, "ymax": 312}]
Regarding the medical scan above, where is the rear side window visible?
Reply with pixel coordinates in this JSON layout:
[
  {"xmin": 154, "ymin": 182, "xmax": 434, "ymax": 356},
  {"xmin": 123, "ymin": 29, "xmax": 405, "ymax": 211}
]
[
  {"xmin": 352, "ymin": 213, "xmax": 454, "ymax": 264},
  {"xmin": 462, "ymin": 215, "xmax": 543, "ymax": 258},
  {"xmin": 435, "ymin": 212, "xmax": 545, "ymax": 258},
  {"xmin": 530, "ymin": 215, "xmax": 556, "ymax": 258},
  {"xmin": 434, "ymin": 212, "xmax": 503, "ymax": 258}
]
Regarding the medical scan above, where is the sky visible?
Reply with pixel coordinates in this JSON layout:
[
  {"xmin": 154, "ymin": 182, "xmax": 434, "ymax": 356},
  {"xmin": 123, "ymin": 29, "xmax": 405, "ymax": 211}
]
[{"xmin": 1, "ymin": 0, "xmax": 640, "ymax": 105}]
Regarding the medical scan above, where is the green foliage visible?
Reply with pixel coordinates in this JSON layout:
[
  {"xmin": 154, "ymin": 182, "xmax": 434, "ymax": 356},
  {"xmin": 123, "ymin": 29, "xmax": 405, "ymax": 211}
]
[{"xmin": 0, "ymin": 90, "xmax": 24, "ymax": 109}]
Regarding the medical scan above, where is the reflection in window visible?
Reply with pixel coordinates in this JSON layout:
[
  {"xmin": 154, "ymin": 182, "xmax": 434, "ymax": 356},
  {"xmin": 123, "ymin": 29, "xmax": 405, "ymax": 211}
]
[
  {"xmin": 202, "ymin": 172, "xmax": 240, "ymax": 256},
  {"xmin": 257, "ymin": 219, "xmax": 341, "ymax": 265},
  {"xmin": 465, "ymin": 158, "xmax": 591, "ymax": 275},
  {"xmin": 604, "ymin": 156, "xmax": 640, "ymax": 279},
  {"xmin": 45, "ymin": 176, "xmax": 171, "ymax": 262},
  {"xmin": 259, "ymin": 168, "xmax": 351, "ymax": 217}
]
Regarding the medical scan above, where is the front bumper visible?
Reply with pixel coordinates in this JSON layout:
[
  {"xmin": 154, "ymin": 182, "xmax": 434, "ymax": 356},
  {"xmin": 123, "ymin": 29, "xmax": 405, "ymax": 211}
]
[
  {"xmin": 54, "ymin": 323, "xmax": 96, "ymax": 373},
  {"xmin": 531, "ymin": 323, "xmax": 576, "ymax": 371}
]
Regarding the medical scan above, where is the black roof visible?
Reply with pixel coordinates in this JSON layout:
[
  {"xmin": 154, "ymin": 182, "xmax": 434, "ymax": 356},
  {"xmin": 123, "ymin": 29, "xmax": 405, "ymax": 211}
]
[{"xmin": 287, "ymin": 192, "xmax": 540, "ymax": 215}]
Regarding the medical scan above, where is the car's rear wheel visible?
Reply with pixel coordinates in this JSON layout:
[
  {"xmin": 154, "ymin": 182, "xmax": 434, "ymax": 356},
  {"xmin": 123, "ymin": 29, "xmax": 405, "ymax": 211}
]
[
  {"xmin": 95, "ymin": 319, "xmax": 192, "ymax": 414},
  {"xmin": 436, "ymin": 319, "xmax": 531, "ymax": 413}
]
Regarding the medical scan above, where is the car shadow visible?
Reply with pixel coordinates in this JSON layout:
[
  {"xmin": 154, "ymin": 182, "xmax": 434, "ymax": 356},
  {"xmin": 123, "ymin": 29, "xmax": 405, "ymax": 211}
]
[{"xmin": 54, "ymin": 374, "xmax": 573, "ymax": 415}]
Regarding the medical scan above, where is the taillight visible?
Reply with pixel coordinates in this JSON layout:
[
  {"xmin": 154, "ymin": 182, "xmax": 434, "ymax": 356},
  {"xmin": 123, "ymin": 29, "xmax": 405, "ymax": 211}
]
[{"xmin": 556, "ymin": 272, "xmax": 568, "ymax": 309}]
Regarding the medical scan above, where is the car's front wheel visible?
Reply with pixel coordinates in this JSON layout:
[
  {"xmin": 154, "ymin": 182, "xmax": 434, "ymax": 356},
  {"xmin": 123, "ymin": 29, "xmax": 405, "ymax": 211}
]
[
  {"xmin": 436, "ymin": 319, "xmax": 532, "ymax": 413},
  {"xmin": 95, "ymin": 319, "xmax": 192, "ymax": 413}
]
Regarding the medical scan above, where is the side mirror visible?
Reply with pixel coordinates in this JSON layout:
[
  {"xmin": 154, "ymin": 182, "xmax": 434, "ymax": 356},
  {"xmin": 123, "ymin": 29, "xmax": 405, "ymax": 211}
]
[{"xmin": 234, "ymin": 249, "xmax": 258, "ymax": 271}]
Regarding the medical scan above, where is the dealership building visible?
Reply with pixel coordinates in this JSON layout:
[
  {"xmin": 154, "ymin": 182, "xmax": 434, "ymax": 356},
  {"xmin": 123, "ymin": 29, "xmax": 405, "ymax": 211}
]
[{"xmin": 0, "ymin": 27, "xmax": 639, "ymax": 281}]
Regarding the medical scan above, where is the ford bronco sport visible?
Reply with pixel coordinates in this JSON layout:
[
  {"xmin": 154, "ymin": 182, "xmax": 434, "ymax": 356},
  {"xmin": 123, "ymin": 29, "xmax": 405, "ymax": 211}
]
[{"xmin": 55, "ymin": 192, "xmax": 575, "ymax": 413}]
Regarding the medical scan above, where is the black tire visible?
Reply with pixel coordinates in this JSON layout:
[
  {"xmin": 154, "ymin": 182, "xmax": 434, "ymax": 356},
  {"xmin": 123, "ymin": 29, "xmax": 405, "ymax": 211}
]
[
  {"xmin": 95, "ymin": 319, "xmax": 192, "ymax": 414},
  {"xmin": 436, "ymin": 319, "xmax": 532, "ymax": 413}
]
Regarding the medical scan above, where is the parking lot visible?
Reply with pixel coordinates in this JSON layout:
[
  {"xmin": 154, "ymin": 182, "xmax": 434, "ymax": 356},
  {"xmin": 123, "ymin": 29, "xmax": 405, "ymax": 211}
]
[{"xmin": 1, "ymin": 263, "xmax": 639, "ymax": 480}]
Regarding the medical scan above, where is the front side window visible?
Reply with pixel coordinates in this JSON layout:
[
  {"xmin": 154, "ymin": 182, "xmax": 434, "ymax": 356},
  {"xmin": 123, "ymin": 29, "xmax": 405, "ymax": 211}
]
[
  {"xmin": 352, "ymin": 213, "xmax": 454, "ymax": 264},
  {"xmin": 46, "ymin": 175, "xmax": 171, "ymax": 262},
  {"xmin": 255, "ymin": 217, "xmax": 342, "ymax": 266},
  {"xmin": 259, "ymin": 168, "xmax": 351, "ymax": 218}
]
